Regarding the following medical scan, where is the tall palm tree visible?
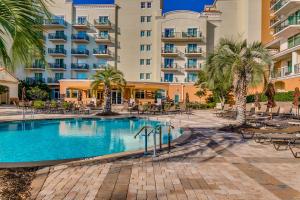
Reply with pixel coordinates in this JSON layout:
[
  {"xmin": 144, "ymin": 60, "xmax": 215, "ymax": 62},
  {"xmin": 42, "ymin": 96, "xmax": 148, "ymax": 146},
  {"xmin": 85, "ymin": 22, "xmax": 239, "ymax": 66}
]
[
  {"xmin": 91, "ymin": 68, "xmax": 126, "ymax": 114},
  {"xmin": 206, "ymin": 38, "xmax": 271, "ymax": 125},
  {"xmin": 0, "ymin": 0, "xmax": 50, "ymax": 68}
]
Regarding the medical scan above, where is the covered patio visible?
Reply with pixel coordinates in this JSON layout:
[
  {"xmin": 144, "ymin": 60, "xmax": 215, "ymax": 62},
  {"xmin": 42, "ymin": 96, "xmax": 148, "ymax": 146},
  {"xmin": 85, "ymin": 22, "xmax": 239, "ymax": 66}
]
[{"xmin": 0, "ymin": 68, "xmax": 19, "ymax": 104}]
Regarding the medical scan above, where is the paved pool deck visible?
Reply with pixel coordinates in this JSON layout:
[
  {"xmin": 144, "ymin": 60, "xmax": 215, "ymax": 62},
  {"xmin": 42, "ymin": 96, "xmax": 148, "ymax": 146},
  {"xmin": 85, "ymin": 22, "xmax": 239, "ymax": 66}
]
[{"xmin": 1, "ymin": 106, "xmax": 300, "ymax": 199}]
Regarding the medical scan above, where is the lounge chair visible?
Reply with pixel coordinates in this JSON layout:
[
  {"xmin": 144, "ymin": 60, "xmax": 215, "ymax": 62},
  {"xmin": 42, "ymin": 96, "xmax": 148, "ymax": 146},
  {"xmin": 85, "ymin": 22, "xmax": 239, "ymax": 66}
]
[
  {"xmin": 240, "ymin": 126, "xmax": 300, "ymax": 140},
  {"xmin": 288, "ymin": 138, "xmax": 300, "ymax": 158}
]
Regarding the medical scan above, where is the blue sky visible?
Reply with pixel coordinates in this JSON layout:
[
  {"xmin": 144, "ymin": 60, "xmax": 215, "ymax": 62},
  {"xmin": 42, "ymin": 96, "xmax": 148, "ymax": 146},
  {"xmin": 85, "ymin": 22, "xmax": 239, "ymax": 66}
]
[{"xmin": 73, "ymin": 0, "xmax": 215, "ymax": 13}]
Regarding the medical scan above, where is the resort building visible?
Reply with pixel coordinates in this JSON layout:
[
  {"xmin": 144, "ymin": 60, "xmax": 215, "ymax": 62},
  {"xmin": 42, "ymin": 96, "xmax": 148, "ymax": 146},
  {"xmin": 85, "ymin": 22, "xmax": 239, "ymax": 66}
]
[
  {"xmin": 12, "ymin": 0, "xmax": 262, "ymax": 105},
  {"xmin": 263, "ymin": 0, "xmax": 300, "ymax": 91}
]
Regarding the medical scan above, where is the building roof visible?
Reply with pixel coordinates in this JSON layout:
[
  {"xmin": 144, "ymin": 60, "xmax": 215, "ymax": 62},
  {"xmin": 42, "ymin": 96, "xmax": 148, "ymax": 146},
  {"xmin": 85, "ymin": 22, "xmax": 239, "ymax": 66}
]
[{"xmin": 0, "ymin": 68, "xmax": 19, "ymax": 83}]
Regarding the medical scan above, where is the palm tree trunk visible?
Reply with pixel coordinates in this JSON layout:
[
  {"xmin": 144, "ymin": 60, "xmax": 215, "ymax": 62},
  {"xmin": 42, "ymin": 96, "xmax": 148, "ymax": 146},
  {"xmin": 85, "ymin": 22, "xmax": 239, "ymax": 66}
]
[
  {"xmin": 235, "ymin": 82, "xmax": 247, "ymax": 125},
  {"xmin": 103, "ymin": 85, "xmax": 112, "ymax": 113}
]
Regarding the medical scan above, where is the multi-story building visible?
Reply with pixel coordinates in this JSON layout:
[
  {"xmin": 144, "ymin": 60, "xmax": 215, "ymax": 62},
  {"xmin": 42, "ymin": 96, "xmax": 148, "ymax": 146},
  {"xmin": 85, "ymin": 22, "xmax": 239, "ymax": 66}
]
[
  {"xmin": 13, "ymin": 0, "xmax": 262, "ymax": 105},
  {"xmin": 263, "ymin": 0, "xmax": 300, "ymax": 91}
]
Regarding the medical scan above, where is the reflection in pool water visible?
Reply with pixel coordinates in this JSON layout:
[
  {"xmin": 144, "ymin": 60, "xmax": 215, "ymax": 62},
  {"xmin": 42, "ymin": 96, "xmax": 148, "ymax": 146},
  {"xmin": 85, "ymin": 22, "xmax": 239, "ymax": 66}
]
[{"xmin": 0, "ymin": 118, "xmax": 182, "ymax": 163}]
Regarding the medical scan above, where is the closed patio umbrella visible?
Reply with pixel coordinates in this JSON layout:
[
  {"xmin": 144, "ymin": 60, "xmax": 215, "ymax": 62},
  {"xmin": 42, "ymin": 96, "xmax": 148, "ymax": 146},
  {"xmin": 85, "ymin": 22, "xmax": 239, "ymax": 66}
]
[{"xmin": 293, "ymin": 87, "xmax": 300, "ymax": 116}]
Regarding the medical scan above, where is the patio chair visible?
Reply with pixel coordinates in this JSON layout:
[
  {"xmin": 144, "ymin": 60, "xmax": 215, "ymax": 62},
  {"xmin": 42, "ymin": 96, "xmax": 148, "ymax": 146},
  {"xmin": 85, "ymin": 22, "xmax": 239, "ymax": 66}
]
[{"xmin": 288, "ymin": 138, "xmax": 300, "ymax": 158}]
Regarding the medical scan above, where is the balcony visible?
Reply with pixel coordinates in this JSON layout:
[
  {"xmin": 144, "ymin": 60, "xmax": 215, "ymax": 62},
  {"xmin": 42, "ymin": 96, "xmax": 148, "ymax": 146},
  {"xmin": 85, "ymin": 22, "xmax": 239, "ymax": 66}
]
[
  {"xmin": 25, "ymin": 64, "xmax": 45, "ymax": 71},
  {"xmin": 272, "ymin": 66, "xmax": 294, "ymax": 79},
  {"xmin": 185, "ymin": 63, "xmax": 202, "ymax": 71},
  {"xmin": 161, "ymin": 63, "xmax": 182, "ymax": 72},
  {"xmin": 48, "ymin": 33, "xmax": 67, "ymax": 42},
  {"xmin": 161, "ymin": 32, "xmax": 204, "ymax": 42},
  {"xmin": 72, "ymin": 21, "xmax": 90, "ymax": 29},
  {"xmin": 71, "ymin": 49, "xmax": 89, "ymax": 57},
  {"xmin": 95, "ymin": 35, "xmax": 112, "ymax": 43},
  {"xmin": 93, "ymin": 63, "xmax": 111, "ymax": 70},
  {"xmin": 43, "ymin": 19, "xmax": 67, "ymax": 28},
  {"xmin": 161, "ymin": 48, "xmax": 182, "ymax": 57},
  {"xmin": 25, "ymin": 77, "xmax": 45, "ymax": 84},
  {"xmin": 94, "ymin": 19, "xmax": 112, "ymax": 29},
  {"xmin": 48, "ymin": 63, "xmax": 66, "ymax": 70},
  {"xmin": 48, "ymin": 48, "xmax": 67, "ymax": 57},
  {"xmin": 270, "ymin": 17, "xmax": 280, "ymax": 28},
  {"xmin": 271, "ymin": 0, "xmax": 300, "ymax": 16},
  {"xmin": 47, "ymin": 78, "xmax": 61, "ymax": 84},
  {"xmin": 71, "ymin": 63, "xmax": 89, "ymax": 71},
  {"xmin": 185, "ymin": 48, "xmax": 203, "ymax": 57},
  {"xmin": 274, "ymin": 16, "xmax": 300, "ymax": 38},
  {"xmin": 71, "ymin": 34, "xmax": 89, "ymax": 43},
  {"xmin": 93, "ymin": 49, "xmax": 113, "ymax": 58}
]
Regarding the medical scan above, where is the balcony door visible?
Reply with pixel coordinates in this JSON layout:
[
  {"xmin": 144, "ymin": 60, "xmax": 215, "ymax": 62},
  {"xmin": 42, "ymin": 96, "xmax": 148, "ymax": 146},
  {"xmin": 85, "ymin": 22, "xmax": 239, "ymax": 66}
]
[
  {"xmin": 164, "ymin": 73, "xmax": 174, "ymax": 82},
  {"xmin": 164, "ymin": 58, "xmax": 174, "ymax": 68},
  {"xmin": 187, "ymin": 28, "xmax": 198, "ymax": 37},
  {"xmin": 98, "ymin": 45, "xmax": 108, "ymax": 53},
  {"xmin": 99, "ymin": 16, "xmax": 109, "ymax": 23},
  {"xmin": 187, "ymin": 44, "xmax": 197, "ymax": 52},
  {"xmin": 164, "ymin": 44, "xmax": 174, "ymax": 52},
  {"xmin": 164, "ymin": 28, "xmax": 174, "ymax": 37},
  {"xmin": 112, "ymin": 90, "xmax": 122, "ymax": 105},
  {"xmin": 55, "ymin": 59, "xmax": 64, "ymax": 67},
  {"xmin": 77, "ymin": 16, "xmax": 87, "ymax": 24}
]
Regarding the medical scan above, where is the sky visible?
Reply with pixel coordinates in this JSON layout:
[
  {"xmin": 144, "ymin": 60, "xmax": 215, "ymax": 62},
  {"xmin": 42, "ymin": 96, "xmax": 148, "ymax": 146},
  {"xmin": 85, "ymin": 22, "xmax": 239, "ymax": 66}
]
[{"xmin": 73, "ymin": 0, "xmax": 215, "ymax": 13}]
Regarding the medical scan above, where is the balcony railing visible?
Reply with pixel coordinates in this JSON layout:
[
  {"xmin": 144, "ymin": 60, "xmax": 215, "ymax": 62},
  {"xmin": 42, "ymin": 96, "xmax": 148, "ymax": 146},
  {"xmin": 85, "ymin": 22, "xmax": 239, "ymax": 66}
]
[
  {"xmin": 274, "ymin": 16, "xmax": 300, "ymax": 34},
  {"xmin": 295, "ymin": 63, "xmax": 300, "ymax": 74},
  {"xmin": 95, "ymin": 34, "xmax": 111, "ymax": 42},
  {"xmin": 161, "ymin": 63, "xmax": 181, "ymax": 69},
  {"xmin": 48, "ymin": 48, "xmax": 67, "ymax": 55},
  {"xmin": 270, "ymin": 0, "xmax": 290, "ymax": 12},
  {"xmin": 25, "ymin": 77, "xmax": 45, "ymax": 84},
  {"xmin": 25, "ymin": 63, "xmax": 45, "ymax": 70},
  {"xmin": 48, "ymin": 63, "xmax": 66, "ymax": 70},
  {"xmin": 93, "ymin": 49, "xmax": 111, "ymax": 56},
  {"xmin": 43, "ymin": 19, "xmax": 67, "ymax": 27},
  {"xmin": 185, "ymin": 63, "xmax": 201, "ymax": 70},
  {"xmin": 94, "ymin": 19, "xmax": 112, "ymax": 28},
  {"xmin": 185, "ymin": 48, "xmax": 202, "ymax": 54},
  {"xmin": 47, "ymin": 78, "xmax": 61, "ymax": 83},
  {"xmin": 162, "ymin": 32, "xmax": 203, "ymax": 41},
  {"xmin": 71, "ymin": 49, "xmax": 89, "ymax": 56},
  {"xmin": 93, "ymin": 63, "xmax": 110, "ymax": 69},
  {"xmin": 73, "ymin": 20, "xmax": 89, "ymax": 28},
  {"xmin": 71, "ymin": 63, "xmax": 89, "ymax": 70},
  {"xmin": 48, "ymin": 33, "xmax": 67, "ymax": 41},
  {"xmin": 71, "ymin": 34, "xmax": 89, "ymax": 42},
  {"xmin": 161, "ymin": 48, "xmax": 178, "ymax": 54}
]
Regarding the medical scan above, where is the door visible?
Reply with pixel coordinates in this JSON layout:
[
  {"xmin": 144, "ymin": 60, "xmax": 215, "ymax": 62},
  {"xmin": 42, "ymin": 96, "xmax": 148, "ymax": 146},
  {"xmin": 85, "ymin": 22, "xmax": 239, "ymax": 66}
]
[
  {"xmin": 187, "ymin": 28, "xmax": 198, "ymax": 37},
  {"xmin": 164, "ymin": 44, "xmax": 174, "ymax": 53},
  {"xmin": 164, "ymin": 28, "xmax": 174, "ymax": 37},
  {"xmin": 112, "ymin": 90, "xmax": 122, "ymax": 105}
]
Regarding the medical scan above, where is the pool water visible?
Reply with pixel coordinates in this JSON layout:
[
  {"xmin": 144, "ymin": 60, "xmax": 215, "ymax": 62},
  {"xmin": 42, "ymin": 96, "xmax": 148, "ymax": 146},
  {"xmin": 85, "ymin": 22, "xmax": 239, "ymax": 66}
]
[{"xmin": 0, "ymin": 118, "xmax": 182, "ymax": 163}]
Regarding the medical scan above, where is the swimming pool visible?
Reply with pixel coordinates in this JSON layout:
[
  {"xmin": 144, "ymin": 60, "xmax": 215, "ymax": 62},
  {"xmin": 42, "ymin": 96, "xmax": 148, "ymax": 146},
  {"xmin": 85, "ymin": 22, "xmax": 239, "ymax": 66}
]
[{"xmin": 0, "ymin": 118, "xmax": 182, "ymax": 163}]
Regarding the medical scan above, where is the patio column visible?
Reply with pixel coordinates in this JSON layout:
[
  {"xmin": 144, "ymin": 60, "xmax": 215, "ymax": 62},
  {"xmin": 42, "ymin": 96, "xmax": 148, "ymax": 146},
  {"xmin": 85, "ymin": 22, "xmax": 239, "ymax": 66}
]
[{"xmin": 292, "ymin": 51, "xmax": 298, "ymax": 74}]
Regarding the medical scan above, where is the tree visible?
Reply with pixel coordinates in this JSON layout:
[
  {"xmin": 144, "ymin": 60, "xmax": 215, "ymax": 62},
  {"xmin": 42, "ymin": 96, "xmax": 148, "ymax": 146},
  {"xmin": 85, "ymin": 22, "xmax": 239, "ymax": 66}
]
[
  {"xmin": 91, "ymin": 68, "xmax": 126, "ymax": 114},
  {"xmin": 0, "ymin": 0, "xmax": 50, "ymax": 68},
  {"xmin": 0, "ymin": 85, "xmax": 8, "ymax": 95},
  {"xmin": 195, "ymin": 66, "xmax": 232, "ymax": 110},
  {"xmin": 206, "ymin": 38, "xmax": 271, "ymax": 124},
  {"xmin": 27, "ymin": 86, "xmax": 49, "ymax": 100}
]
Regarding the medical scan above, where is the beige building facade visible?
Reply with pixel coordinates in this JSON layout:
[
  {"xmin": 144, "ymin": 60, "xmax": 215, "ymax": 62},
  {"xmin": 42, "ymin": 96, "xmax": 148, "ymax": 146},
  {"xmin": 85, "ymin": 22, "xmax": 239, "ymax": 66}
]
[{"xmin": 13, "ymin": 0, "xmax": 263, "ymax": 104}]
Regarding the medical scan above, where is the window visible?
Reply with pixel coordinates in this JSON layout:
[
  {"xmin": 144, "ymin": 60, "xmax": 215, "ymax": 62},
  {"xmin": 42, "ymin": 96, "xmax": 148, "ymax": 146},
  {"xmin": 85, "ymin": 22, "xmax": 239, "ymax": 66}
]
[
  {"xmin": 146, "ymin": 59, "xmax": 151, "ymax": 65},
  {"xmin": 55, "ymin": 44, "xmax": 64, "ymax": 50},
  {"xmin": 187, "ymin": 44, "xmax": 198, "ymax": 53},
  {"xmin": 164, "ymin": 28, "xmax": 175, "ymax": 37},
  {"xmin": 140, "ymin": 73, "xmax": 145, "ymax": 80},
  {"xmin": 146, "ymin": 45, "xmax": 151, "ymax": 51},
  {"xmin": 187, "ymin": 59, "xmax": 197, "ymax": 68},
  {"xmin": 147, "ymin": 30, "xmax": 151, "ymax": 37},
  {"xmin": 77, "ymin": 16, "xmax": 87, "ymax": 24},
  {"xmin": 147, "ymin": 16, "xmax": 151, "ymax": 22},
  {"xmin": 187, "ymin": 28, "xmax": 198, "ymax": 37},
  {"xmin": 98, "ymin": 44, "xmax": 108, "ymax": 53},
  {"xmin": 34, "ymin": 73, "xmax": 43, "ymax": 80},
  {"xmin": 164, "ymin": 44, "xmax": 174, "ymax": 52},
  {"xmin": 164, "ymin": 73, "xmax": 174, "ymax": 82},
  {"xmin": 140, "ymin": 59, "xmax": 145, "ymax": 65},
  {"xmin": 140, "ymin": 45, "xmax": 145, "ymax": 51},
  {"xmin": 147, "ymin": 2, "xmax": 152, "ymax": 8},
  {"xmin": 187, "ymin": 73, "xmax": 198, "ymax": 82},
  {"xmin": 164, "ymin": 58, "xmax": 174, "ymax": 68},
  {"xmin": 99, "ymin": 31, "xmax": 109, "ymax": 39},
  {"xmin": 66, "ymin": 89, "xmax": 79, "ymax": 98},
  {"xmin": 55, "ymin": 73, "xmax": 64, "ymax": 80},
  {"xmin": 112, "ymin": 90, "xmax": 122, "ymax": 104},
  {"xmin": 140, "ymin": 31, "xmax": 145, "ymax": 37},
  {"xmin": 140, "ymin": 16, "xmax": 145, "ymax": 22},
  {"xmin": 141, "ymin": 2, "xmax": 145, "ymax": 8},
  {"xmin": 135, "ymin": 90, "xmax": 145, "ymax": 99},
  {"xmin": 146, "ymin": 73, "xmax": 151, "ymax": 80},
  {"xmin": 77, "ymin": 72, "xmax": 87, "ymax": 80},
  {"xmin": 99, "ymin": 16, "xmax": 109, "ymax": 23}
]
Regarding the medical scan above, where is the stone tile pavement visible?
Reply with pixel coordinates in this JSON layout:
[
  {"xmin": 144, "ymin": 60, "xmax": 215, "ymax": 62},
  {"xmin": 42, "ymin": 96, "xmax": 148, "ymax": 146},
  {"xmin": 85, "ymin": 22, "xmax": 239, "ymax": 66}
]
[{"xmin": 30, "ymin": 120, "xmax": 300, "ymax": 200}]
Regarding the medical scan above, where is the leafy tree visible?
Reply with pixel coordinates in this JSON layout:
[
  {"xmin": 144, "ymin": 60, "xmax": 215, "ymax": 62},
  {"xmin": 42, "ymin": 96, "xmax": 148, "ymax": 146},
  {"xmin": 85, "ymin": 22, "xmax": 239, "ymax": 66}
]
[
  {"xmin": 91, "ymin": 68, "xmax": 126, "ymax": 114},
  {"xmin": 0, "ymin": 85, "xmax": 8, "ymax": 95},
  {"xmin": 0, "ymin": 0, "xmax": 50, "ymax": 68},
  {"xmin": 27, "ymin": 86, "xmax": 49, "ymax": 100},
  {"xmin": 206, "ymin": 38, "xmax": 271, "ymax": 124}
]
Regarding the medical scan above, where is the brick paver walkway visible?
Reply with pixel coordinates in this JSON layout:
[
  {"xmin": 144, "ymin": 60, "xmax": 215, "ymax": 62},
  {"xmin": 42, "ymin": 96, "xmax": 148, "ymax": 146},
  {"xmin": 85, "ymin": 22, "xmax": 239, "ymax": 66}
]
[{"xmin": 31, "ymin": 126, "xmax": 300, "ymax": 200}]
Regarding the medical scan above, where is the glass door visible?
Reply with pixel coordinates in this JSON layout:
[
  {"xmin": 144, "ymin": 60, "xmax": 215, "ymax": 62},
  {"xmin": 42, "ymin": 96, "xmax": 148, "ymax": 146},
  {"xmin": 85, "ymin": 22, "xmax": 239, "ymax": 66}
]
[{"xmin": 112, "ymin": 90, "xmax": 122, "ymax": 105}]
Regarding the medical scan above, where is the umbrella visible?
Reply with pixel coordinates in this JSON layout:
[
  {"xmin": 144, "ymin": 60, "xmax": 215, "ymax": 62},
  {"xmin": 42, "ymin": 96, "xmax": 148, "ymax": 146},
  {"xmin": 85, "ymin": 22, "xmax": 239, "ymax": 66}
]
[
  {"xmin": 293, "ymin": 87, "xmax": 300, "ymax": 116},
  {"xmin": 254, "ymin": 92, "xmax": 261, "ymax": 110},
  {"xmin": 22, "ymin": 87, "xmax": 26, "ymax": 102},
  {"xmin": 265, "ymin": 83, "xmax": 276, "ymax": 118}
]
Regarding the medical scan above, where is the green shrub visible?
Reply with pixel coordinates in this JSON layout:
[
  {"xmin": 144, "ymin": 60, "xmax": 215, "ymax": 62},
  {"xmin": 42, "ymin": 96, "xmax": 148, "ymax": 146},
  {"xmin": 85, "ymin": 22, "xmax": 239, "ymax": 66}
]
[
  {"xmin": 62, "ymin": 101, "xmax": 72, "ymax": 110},
  {"xmin": 33, "ymin": 100, "xmax": 45, "ymax": 109},
  {"xmin": 50, "ymin": 100, "xmax": 57, "ymax": 108},
  {"xmin": 186, "ymin": 102, "xmax": 216, "ymax": 110},
  {"xmin": 247, "ymin": 91, "xmax": 294, "ymax": 103}
]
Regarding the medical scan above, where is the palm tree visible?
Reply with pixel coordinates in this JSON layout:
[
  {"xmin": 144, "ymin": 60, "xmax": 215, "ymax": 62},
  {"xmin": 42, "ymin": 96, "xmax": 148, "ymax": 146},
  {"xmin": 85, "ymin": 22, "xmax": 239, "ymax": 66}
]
[
  {"xmin": 0, "ymin": 0, "xmax": 50, "ymax": 68},
  {"xmin": 206, "ymin": 38, "xmax": 271, "ymax": 125},
  {"xmin": 91, "ymin": 68, "xmax": 126, "ymax": 114}
]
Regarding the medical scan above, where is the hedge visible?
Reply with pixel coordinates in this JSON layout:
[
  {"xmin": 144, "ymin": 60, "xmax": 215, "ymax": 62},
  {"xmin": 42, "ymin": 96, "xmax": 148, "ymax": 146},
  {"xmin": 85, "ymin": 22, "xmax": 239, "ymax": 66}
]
[{"xmin": 247, "ymin": 91, "xmax": 294, "ymax": 103}]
